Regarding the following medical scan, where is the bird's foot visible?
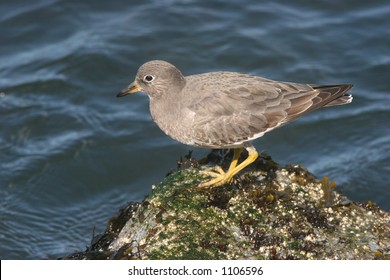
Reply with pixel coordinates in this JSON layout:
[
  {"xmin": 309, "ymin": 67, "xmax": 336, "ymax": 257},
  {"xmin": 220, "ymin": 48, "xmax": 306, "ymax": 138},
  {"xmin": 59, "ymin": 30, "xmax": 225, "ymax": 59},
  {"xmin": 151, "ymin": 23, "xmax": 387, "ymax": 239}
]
[
  {"xmin": 198, "ymin": 166, "xmax": 234, "ymax": 188},
  {"xmin": 197, "ymin": 146, "xmax": 258, "ymax": 188}
]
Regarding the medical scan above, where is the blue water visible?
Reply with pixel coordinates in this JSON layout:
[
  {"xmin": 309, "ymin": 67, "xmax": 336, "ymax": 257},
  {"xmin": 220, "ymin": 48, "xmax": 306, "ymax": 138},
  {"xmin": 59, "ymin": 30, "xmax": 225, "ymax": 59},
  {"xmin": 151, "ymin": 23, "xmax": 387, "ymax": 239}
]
[{"xmin": 1, "ymin": 0, "xmax": 389, "ymax": 259}]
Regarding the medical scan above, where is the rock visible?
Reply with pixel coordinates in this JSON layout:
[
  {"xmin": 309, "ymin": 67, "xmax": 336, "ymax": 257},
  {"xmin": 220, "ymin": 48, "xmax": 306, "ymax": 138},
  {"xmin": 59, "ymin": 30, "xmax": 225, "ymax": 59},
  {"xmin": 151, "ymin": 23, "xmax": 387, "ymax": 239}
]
[{"xmin": 63, "ymin": 151, "xmax": 390, "ymax": 260}]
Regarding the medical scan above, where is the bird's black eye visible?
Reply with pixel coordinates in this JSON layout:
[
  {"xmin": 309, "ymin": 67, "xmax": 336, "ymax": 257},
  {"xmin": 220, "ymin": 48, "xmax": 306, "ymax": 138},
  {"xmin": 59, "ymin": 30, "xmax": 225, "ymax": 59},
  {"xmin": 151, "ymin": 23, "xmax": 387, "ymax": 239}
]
[{"xmin": 143, "ymin": 75, "xmax": 154, "ymax": 82}]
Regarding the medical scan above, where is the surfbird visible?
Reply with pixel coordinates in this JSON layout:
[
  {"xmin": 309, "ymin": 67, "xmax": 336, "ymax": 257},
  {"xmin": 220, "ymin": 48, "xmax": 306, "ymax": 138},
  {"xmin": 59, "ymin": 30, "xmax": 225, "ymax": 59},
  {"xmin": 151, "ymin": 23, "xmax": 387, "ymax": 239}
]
[{"xmin": 117, "ymin": 60, "xmax": 353, "ymax": 188}]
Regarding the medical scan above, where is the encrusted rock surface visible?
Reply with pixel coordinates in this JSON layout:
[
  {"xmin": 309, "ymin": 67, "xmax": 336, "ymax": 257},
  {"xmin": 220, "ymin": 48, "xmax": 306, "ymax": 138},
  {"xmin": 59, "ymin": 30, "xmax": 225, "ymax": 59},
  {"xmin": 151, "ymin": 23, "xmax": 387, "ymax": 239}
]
[{"xmin": 64, "ymin": 151, "xmax": 390, "ymax": 260}]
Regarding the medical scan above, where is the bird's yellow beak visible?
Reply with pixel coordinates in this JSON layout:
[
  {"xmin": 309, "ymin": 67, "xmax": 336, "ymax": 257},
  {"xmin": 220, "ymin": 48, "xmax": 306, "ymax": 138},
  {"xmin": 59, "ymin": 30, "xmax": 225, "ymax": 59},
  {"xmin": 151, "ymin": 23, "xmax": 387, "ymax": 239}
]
[{"xmin": 116, "ymin": 81, "xmax": 143, "ymax": 97}]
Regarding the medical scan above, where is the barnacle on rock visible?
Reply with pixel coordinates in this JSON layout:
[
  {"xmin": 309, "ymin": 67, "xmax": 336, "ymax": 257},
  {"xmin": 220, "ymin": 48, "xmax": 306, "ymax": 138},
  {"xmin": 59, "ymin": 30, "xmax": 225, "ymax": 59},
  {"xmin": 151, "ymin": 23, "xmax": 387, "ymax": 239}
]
[{"xmin": 63, "ymin": 152, "xmax": 390, "ymax": 260}]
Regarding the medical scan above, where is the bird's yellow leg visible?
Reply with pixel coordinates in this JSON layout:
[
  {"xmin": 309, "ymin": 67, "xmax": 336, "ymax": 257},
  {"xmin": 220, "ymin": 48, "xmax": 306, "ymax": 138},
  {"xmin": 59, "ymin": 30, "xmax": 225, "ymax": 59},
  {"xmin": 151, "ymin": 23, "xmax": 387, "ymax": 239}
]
[
  {"xmin": 227, "ymin": 147, "xmax": 258, "ymax": 182},
  {"xmin": 198, "ymin": 147, "xmax": 258, "ymax": 188},
  {"xmin": 198, "ymin": 148, "xmax": 242, "ymax": 187},
  {"xmin": 227, "ymin": 147, "xmax": 243, "ymax": 173}
]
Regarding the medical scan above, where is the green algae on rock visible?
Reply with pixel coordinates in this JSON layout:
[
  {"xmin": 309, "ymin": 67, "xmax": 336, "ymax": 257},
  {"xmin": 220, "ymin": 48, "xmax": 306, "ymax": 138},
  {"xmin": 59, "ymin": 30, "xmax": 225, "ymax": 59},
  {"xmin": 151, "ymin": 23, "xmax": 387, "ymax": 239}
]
[{"xmin": 63, "ymin": 151, "xmax": 390, "ymax": 260}]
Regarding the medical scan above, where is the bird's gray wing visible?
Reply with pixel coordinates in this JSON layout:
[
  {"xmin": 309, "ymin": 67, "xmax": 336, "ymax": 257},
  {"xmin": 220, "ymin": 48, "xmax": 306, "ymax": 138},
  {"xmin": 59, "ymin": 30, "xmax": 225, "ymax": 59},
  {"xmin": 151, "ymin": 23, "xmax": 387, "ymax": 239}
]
[{"xmin": 186, "ymin": 74, "xmax": 352, "ymax": 147}]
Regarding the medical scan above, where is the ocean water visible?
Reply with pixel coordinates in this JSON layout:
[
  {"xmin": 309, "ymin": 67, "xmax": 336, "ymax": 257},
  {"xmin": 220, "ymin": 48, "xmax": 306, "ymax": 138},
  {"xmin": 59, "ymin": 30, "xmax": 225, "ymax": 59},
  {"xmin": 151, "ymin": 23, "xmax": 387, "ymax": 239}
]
[{"xmin": 0, "ymin": 0, "xmax": 389, "ymax": 259}]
